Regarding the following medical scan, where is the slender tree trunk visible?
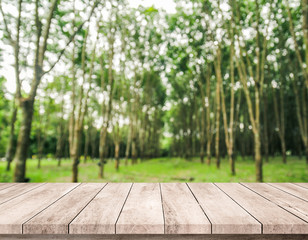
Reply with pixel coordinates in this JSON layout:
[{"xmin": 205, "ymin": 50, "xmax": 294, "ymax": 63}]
[
  {"xmin": 91, "ymin": 128, "xmax": 97, "ymax": 160},
  {"xmin": 292, "ymin": 73, "xmax": 308, "ymax": 164},
  {"xmin": 6, "ymin": 104, "xmax": 18, "ymax": 171},
  {"xmin": 14, "ymin": 99, "xmax": 34, "ymax": 182},
  {"xmin": 205, "ymin": 66, "xmax": 212, "ymax": 165},
  {"xmin": 84, "ymin": 124, "xmax": 91, "ymax": 163},
  {"xmin": 199, "ymin": 100, "xmax": 205, "ymax": 164},
  {"xmin": 99, "ymin": 130, "xmax": 107, "ymax": 178},
  {"xmin": 220, "ymin": 34, "xmax": 236, "ymax": 175},
  {"xmin": 37, "ymin": 128, "xmax": 41, "ymax": 169},
  {"xmin": 255, "ymin": 131, "xmax": 262, "ymax": 181},
  {"xmin": 56, "ymin": 107, "xmax": 65, "ymax": 167},
  {"xmin": 131, "ymin": 134, "xmax": 137, "ymax": 164},
  {"xmin": 72, "ymin": 126, "xmax": 83, "ymax": 182},
  {"xmin": 262, "ymin": 92, "xmax": 269, "ymax": 163},
  {"xmin": 214, "ymin": 47, "xmax": 222, "ymax": 169},
  {"xmin": 125, "ymin": 123, "xmax": 132, "ymax": 166},
  {"xmin": 272, "ymin": 86, "xmax": 287, "ymax": 163},
  {"xmin": 115, "ymin": 141, "xmax": 120, "ymax": 171},
  {"xmin": 130, "ymin": 71, "xmax": 139, "ymax": 165}
]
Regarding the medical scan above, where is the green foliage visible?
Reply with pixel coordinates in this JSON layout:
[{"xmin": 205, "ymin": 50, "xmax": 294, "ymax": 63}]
[{"xmin": 0, "ymin": 156, "xmax": 307, "ymax": 182}]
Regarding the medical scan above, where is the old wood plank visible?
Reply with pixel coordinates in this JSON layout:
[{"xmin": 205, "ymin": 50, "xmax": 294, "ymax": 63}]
[
  {"xmin": 1, "ymin": 234, "xmax": 308, "ymax": 240},
  {"xmin": 0, "ymin": 183, "xmax": 17, "ymax": 191},
  {"xmin": 69, "ymin": 183, "xmax": 131, "ymax": 234},
  {"xmin": 216, "ymin": 183, "xmax": 308, "ymax": 234},
  {"xmin": 188, "ymin": 183, "xmax": 261, "ymax": 234},
  {"xmin": 160, "ymin": 183, "xmax": 211, "ymax": 234},
  {"xmin": 0, "ymin": 183, "xmax": 45, "ymax": 205},
  {"xmin": 0, "ymin": 183, "xmax": 78, "ymax": 234},
  {"xmin": 23, "ymin": 183, "xmax": 105, "ymax": 234},
  {"xmin": 242, "ymin": 183, "xmax": 308, "ymax": 222},
  {"xmin": 116, "ymin": 183, "xmax": 164, "ymax": 234},
  {"xmin": 268, "ymin": 183, "xmax": 308, "ymax": 201},
  {"xmin": 294, "ymin": 183, "xmax": 308, "ymax": 189}
]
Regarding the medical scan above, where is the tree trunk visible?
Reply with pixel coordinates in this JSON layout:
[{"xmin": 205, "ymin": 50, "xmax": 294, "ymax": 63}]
[
  {"xmin": 91, "ymin": 127, "xmax": 97, "ymax": 159},
  {"xmin": 99, "ymin": 130, "xmax": 107, "ymax": 178},
  {"xmin": 115, "ymin": 141, "xmax": 120, "ymax": 171},
  {"xmin": 255, "ymin": 131, "xmax": 263, "ymax": 182},
  {"xmin": 14, "ymin": 99, "xmax": 34, "ymax": 182},
  {"xmin": 72, "ymin": 126, "xmax": 82, "ymax": 182},
  {"xmin": 56, "ymin": 122, "xmax": 65, "ymax": 167},
  {"xmin": 214, "ymin": 47, "xmax": 222, "ymax": 169},
  {"xmin": 84, "ymin": 125, "xmax": 91, "ymax": 163},
  {"xmin": 200, "ymin": 109, "xmax": 205, "ymax": 164},
  {"xmin": 131, "ymin": 135, "xmax": 137, "ymax": 164},
  {"xmin": 262, "ymin": 93, "xmax": 269, "ymax": 163},
  {"xmin": 125, "ymin": 124, "xmax": 131, "ymax": 166},
  {"xmin": 5, "ymin": 105, "xmax": 18, "ymax": 171},
  {"xmin": 205, "ymin": 75, "xmax": 212, "ymax": 165},
  {"xmin": 292, "ymin": 73, "xmax": 308, "ymax": 165}
]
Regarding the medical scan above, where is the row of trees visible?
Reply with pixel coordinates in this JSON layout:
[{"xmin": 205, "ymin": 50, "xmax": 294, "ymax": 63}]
[
  {"xmin": 164, "ymin": 0, "xmax": 307, "ymax": 181},
  {"xmin": 0, "ymin": 0, "xmax": 307, "ymax": 182}
]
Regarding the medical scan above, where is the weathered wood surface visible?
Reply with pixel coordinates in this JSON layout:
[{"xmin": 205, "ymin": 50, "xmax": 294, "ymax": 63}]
[
  {"xmin": 294, "ymin": 183, "xmax": 308, "ymax": 189},
  {"xmin": 0, "ymin": 183, "xmax": 17, "ymax": 191},
  {"xmin": 70, "ymin": 183, "xmax": 131, "ymax": 234},
  {"xmin": 268, "ymin": 183, "xmax": 308, "ymax": 201},
  {"xmin": 0, "ymin": 183, "xmax": 78, "ymax": 234},
  {"xmin": 215, "ymin": 183, "xmax": 308, "ymax": 234},
  {"xmin": 116, "ymin": 183, "xmax": 164, "ymax": 234},
  {"xmin": 0, "ymin": 183, "xmax": 307, "ymax": 236},
  {"xmin": 0, "ymin": 183, "xmax": 44, "ymax": 205},
  {"xmin": 161, "ymin": 183, "xmax": 211, "ymax": 234},
  {"xmin": 24, "ymin": 183, "xmax": 105, "ymax": 234},
  {"xmin": 242, "ymin": 183, "xmax": 308, "ymax": 222},
  {"xmin": 188, "ymin": 183, "xmax": 261, "ymax": 234}
]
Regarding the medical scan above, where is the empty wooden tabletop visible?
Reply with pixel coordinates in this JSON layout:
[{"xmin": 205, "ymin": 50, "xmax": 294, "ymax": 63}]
[{"xmin": 0, "ymin": 183, "xmax": 307, "ymax": 235}]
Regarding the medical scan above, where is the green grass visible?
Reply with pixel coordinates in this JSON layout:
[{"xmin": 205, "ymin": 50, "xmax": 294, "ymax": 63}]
[{"xmin": 0, "ymin": 156, "xmax": 307, "ymax": 182}]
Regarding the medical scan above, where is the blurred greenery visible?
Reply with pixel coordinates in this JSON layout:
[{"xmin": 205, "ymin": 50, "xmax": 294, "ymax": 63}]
[{"xmin": 0, "ymin": 156, "xmax": 307, "ymax": 183}]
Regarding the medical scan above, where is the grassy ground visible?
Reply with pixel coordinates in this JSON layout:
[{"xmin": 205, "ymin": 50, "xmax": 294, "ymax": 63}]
[{"xmin": 0, "ymin": 156, "xmax": 307, "ymax": 182}]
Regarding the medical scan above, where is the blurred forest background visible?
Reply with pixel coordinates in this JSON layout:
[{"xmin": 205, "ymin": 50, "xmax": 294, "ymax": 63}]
[{"xmin": 0, "ymin": 0, "xmax": 307, "ymax": 183}]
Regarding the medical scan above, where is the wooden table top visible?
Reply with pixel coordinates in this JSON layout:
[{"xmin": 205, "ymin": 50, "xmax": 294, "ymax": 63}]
[{"xmin": 0, "ymin": 182, "xmax": 307, "ymax": 235}]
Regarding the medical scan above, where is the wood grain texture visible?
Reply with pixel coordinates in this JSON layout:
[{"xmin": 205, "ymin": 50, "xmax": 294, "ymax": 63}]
[
  {"xmin": 188, "ymin": 183, "xmax": 261, "ymax": 234},
  {"xmin": 23, "ymin": 183, "xmax": 105, "ymax": 234},
  {"xmin": 116, "ymin": 183, "xmax": 164, "ymax": 234},
  {"xmin": 0, "ymin": 183, "xmax": 45, "ymax": 205},
  {"xmin": 0, "ymin": 183, "xmax": 307, "ymax": 236},
  {"xmin": 294, "ymin": 183, "xmax": 308, "ymax": 189},
  {"xmin": 0, "ymin": 183, "xmax": 17, "ymax": 191},
  {"xmin": 242, "ymin": 183, "xmax": 308, "ymax": 222},
  {"xmin": 1, "ymin": 235, "xmax": 308, "ymax": 240},
  {"xmin": 161, "ymin": 183, "xmax": 211, "ymax": 234},
  {"xmin": 268, "ymin": 183, "xmax": 308, "ymax": 201},
  {"xmin": 69, "ymin": 183, "xmax": 132, "ymax": 234},
  {"xmin": 215, "ymin": 183, "xmax": 308, "ymax": 234},
  {"xmin": 0, "ymin": 183, "xmax": 78, "ymax": 234}
]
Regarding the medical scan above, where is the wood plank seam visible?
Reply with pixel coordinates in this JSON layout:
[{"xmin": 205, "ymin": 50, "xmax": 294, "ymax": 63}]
[
  {"xmin": 114, "ymin": 183, "xmax": 134, "ymax": 234},
  {"xmin": 21, "ymin": 183, "xmax": 82, "ymax": 234},
  {"xmin": 0, "ymin": 183, "xmax": 47, "ymax": 206},
  {"xmin": 185, "ymin": 183, "xmax": 213, "ymax": 234},
  {"xmin": 240, "ymin": 183, "xmax": 308, "ymax": 224},
  {"xmin": 293, "ymin": 183, "xmax": 308, "ymax": 190},
  {"xmin": 266, "ymin": 183, "xmax": 308, "ymax": 203},
  {"xmin": 0, "ymin": 183, "xmax": 18, "ymax": 192},
  {"xmin": 67, "ymin": 183, "xmax": 109, "ymax": 234},
  {"xmin": 158, "ymin": 183, "xmax": 165, "ymax": 234},
  {"xmin": 213, "ymin": 183, "xmax": 264, "ymax": 234}
]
